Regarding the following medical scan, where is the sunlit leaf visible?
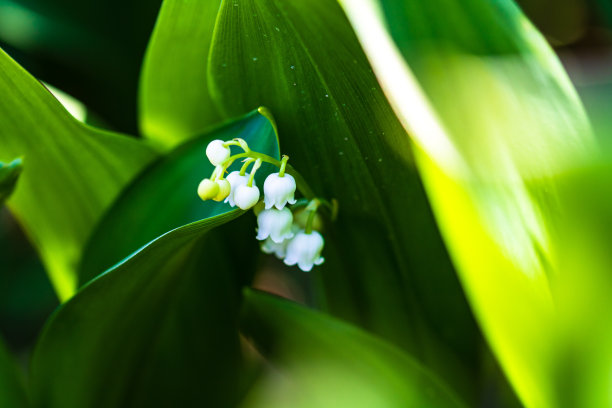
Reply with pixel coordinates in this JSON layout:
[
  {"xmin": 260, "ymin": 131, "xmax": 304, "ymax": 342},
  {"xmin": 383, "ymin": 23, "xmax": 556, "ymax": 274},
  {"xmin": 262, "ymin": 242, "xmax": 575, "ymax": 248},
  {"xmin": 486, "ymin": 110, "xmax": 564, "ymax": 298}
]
[
  {"xmin": 79, "ymin": 107, "xmax": 280, "ymax": 284},
  {"xmin": 240, "ymin": 289, "xmax": 467, "ymax": 408},
  {"xmin": 31, "ymin": 107, "xmax": 283, "ymax": 407},
  {"xmin": 0, "ymin": 338, "xmax": 28, "ymax": 408},
  {"xmin": 550, "ymin": 159, "xmax": 612, "ymax": 407},
  {"xmin": 140, "ymin": 0, "xmax": 483, "ymax": 401},
  {"xmin": 338, "ymin": 0, "xmax": 595, "ymax": 406},
  {"xmin": 206, "ymin": 0, "xmax": 481, "ymax": 399},
  {"xmin": 30, "ymin": 211, "xmax": 254, "ymax": 408},
  {"xmin": 0, "ymin": 157, "xmax": 22, "ymax": 203},
  {"xmin": 43, "ymin": 83, "xmax": 87, "ymax": 122},
  {"xmin": 0, "ymin": 47, "xmax": 157, "ymax": 300},
  {"xmin": 139, "ymin": 0, "xmax": 223, "ymax": 146}
]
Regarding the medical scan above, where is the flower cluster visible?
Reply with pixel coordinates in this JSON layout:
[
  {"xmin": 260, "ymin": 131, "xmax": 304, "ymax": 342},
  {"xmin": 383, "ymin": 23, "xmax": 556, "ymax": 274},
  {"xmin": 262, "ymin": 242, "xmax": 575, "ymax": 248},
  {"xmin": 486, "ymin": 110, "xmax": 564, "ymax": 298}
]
[{"xmin": 197, "ymin": 138, "xmax": 333, "ymax": 272}]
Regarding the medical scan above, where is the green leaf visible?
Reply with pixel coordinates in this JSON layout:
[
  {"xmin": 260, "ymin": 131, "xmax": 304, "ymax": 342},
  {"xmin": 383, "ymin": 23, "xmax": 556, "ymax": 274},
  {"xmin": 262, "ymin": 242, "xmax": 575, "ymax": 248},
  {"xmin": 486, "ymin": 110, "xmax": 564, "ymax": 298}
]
[
  {"xmin": 0, "ymin": 157, "xmax": 22, "ymax": 203},
  {"xmin": 206, "ymin": 0, "xmax": 481, "ymax": 399},
  {"xmin": 240, "ymin": 289, "xmax": 467, "ymax": 408},
  {"xmin": 338, "ymin": 0, "xmax": 594, "ymax": 407},
  {"xmin": 140, "ymin": 0, "xmax": 482, "ymax": 400},
  {"xmin": 0, "ymin": 338, "xmax": 29, "ymax": 408},
  {"xmin": 30, "ymin": 211, "xmax": 254, "ymax": 408},
  {"xmin": 32, "ymin": 107, "xmax": 283, "ymax": 407},
  {"xmin": 139, "ymin": 0, "xmax": 223, "ymax": 146},
  {"xmin": 79, "ymin": 108, "xmax": 280, "ymax": 285},
  {"xmin": 43, "ymin": 83, "xmax": 87, "ymax": 123},
  {"xmin": 0, "ymin": 47, "xmax": 158, "ymax": 300},
  {"xmin": 546, "ymin": 159, "xmax": 612, "ymax": 406}
]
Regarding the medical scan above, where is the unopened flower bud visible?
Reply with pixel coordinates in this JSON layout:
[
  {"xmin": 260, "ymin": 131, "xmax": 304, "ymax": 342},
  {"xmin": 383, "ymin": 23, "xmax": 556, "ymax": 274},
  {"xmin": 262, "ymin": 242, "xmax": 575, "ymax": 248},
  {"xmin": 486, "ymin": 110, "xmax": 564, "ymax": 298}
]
[
  {"xmin": 212, "ymin": 179, "xmax": 231, "ymax": 202},
  {"xmin": 234, "ymin": 184, "xmax": 260, "ymax": 210},
  {"xmin": 206, "ymin": 139, "xmax": 231, "ymax": 166},
  {"xmin": 197, "ymin": 178, "xmax": 219, "ymax": 201}
]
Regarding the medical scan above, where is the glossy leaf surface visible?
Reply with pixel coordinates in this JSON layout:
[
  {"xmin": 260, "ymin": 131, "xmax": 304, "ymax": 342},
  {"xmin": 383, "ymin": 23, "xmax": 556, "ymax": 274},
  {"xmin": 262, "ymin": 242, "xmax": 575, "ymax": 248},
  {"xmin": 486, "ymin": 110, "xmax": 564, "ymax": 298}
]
[
  {"xmin": 31, "ymin": 212, "xmax": 252, "ymax": 408},
  {"xmin": 207, "ymin": 0, "xmax": 480, "ymax": 398},
  {"xmin": 339, "ymin": 0, "xmax": 594, "ymax": 407},
  {"xmin": 240, "ymin": 289, "xmax": 467, "ymax": 408},
  {"xmin": 79, "ymin": 108, "xmax": 280, "ymax": 285},
  {"xmin": 139, "ymin": 0, "xmax": 223, "ymax": 146},
  {"xmin": 0, "ymin": 48, "xmax": 157, "ymax": 300},
  {"xmin": 0, "ymin": 158, "xmax": 22, "ymax": 203},
  {"xmin": 139, "ymin": 0, "xmax": 482, "ymax": 400}
]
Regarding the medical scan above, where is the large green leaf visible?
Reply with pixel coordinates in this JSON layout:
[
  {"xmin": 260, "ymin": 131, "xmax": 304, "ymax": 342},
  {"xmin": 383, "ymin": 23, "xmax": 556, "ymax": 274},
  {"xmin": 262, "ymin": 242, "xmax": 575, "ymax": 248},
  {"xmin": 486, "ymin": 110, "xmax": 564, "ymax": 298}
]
[
  {"xmin": 338, "ymin": 0, "xmax": 594, "ymax": 407},
  {"xmin": 79, "ymin": 108, "xmax": 280, "ymax": 284},
  {"xmin": 139, "ymin": 0, "xmax": 482, "ymax": 401},
  {"xmin": 0, "ymin": 158, "xmax": 22, "ymax": 204},
  {"xmin": 139, "ymin": 0, "xmax": 223, "ymax": 146},
  {"xmin": 30, "ymin": 211, "xmax": 254, "ymax": 408},
  {"xmin": 0, "ymin": 338, "xmax": 28, "ymax": 408},
  {"xmin": 32, "ymin": 107, "xmax": 282, "ymax": 407},
  {"xmin": 547, "ymin": 159, "xmax": 612, "ymax": 407},
  {"xmin": 207, "ymin": 0, "xmax": 481, "ymax": 398},
  {"xmin": 240, "ymin": 289, "xmax": 466, "ymax": 408},
  {"xmin": 0, "ymin": 47, "xmax": 157, "ymax": 300}
]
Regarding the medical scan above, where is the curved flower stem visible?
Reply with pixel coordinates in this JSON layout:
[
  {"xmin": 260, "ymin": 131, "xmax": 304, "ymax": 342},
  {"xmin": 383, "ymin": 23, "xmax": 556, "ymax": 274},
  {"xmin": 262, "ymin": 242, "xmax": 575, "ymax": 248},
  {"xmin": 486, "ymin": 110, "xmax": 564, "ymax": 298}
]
[
  {"xmin": 304, "ymin": 199, "xmax": 321, "ymax": 234},
  {"xmin": 247, "ymin": 159, "xmax": 262, "ymax": 187},
  {"xmin": 278, "ymin": 155, "xmax": 289, "ymax": 177},
  {"xmin": 239, "ymin": 158, "xmax": 256, "ymax": 176},
  {"xmin": 217, "ymin": 151, "xmax": 336, "ymax": 220},
  {"xmin": 220, "ymin": 152, "xmax": 316, "ymax": 199},
  {"xmin": 233, "ymin": 138, "xmax": 251, "ymax": 152},
  {"xmin": 210, "ymin": 165, "xmax": 224, "ymax": 181},
  {"xmin": 319, "ymin": 198, "xmax": 339, "ymax": 221},
  {"xmin": 223, "ymin": 140, "xmax": 240, "ymax": 148}
]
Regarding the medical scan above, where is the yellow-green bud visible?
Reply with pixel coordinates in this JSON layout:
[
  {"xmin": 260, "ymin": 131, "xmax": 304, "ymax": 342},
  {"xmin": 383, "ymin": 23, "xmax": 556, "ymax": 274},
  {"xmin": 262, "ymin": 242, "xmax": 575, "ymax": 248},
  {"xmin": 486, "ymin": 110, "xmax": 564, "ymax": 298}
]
[
  {"xmin": 198, "ymin": 178, "xmax": 219, "ymax": 201},
  {"xmin": 212, "ymin": 179, "xmax": 231, "ymax": 202}
]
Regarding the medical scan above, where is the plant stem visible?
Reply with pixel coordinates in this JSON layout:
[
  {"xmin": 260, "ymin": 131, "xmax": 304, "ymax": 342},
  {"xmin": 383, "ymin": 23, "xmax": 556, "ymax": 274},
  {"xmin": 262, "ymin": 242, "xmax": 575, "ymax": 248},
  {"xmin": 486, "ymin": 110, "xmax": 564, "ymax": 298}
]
[{"xmin": 221, "ymin": 152, "xmax": 316, "ymax": 199}]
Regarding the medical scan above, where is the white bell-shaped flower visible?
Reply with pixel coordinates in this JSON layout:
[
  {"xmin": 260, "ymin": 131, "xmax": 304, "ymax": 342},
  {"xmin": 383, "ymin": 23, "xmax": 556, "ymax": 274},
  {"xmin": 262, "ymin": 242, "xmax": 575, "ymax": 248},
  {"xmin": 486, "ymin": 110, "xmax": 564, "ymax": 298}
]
[
  {"xmin": 225, "ymin": 171, "xmax": 255, "ymax": 207},
  {"xmin": 256, "ymin": 207, "xmax": 294, "ymax": 243},
  {"xmin": 284, "ymin": 229, "xmax": 325, "ymax": 272},
  {"xmin": 261, "ymin": 237, "xmax": 289, "ymax": 259},
  {"xmin": 234, "ymin": 184, "xmax": 260, "ymax": 210},
  {"xmin": 206, "ymin": 139, "xmax": 231, "ymax": 166},
  {"xmin": 263, "ymin": 173, "xmax": 297, "ymax": 210}
]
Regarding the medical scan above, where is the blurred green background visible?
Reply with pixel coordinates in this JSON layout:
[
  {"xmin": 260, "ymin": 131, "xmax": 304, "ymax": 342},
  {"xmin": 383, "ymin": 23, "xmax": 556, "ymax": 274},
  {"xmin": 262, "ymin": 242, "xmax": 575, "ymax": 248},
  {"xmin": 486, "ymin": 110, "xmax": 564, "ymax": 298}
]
[{"xmin": 0, "ymin": 1, "xmax": 611, "ymax": 405}]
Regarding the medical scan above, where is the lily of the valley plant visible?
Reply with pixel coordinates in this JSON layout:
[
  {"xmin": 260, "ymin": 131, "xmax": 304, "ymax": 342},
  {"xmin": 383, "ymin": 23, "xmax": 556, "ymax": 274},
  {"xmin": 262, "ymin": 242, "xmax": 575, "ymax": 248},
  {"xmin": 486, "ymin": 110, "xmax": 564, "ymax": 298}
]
[{"xmin": 0, "ymin": 0, "xmax": 611, "ymax": 407}]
